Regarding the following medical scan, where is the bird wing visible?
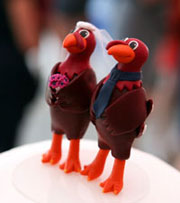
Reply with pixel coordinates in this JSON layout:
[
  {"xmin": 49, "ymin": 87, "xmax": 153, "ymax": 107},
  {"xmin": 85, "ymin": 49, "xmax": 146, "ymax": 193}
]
[{"xmin": 104, "ymin": 87, "xmax": 149, "ymax": 136}]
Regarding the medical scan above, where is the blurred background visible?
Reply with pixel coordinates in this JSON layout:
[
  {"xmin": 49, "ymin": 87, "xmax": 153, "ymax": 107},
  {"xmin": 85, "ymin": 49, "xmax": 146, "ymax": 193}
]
[{"xmin": 1, "ymin": 0, "xmax": 180, "ymax": 170}]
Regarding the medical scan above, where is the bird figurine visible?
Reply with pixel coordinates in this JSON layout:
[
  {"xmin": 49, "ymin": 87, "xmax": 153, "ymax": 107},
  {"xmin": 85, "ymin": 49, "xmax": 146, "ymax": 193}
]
[
  {"xmin": 42, "ymin": 22, "xmax": 98, "ymax": 173},
  {"xmin": 81, "ymin": 38, "xmax": 153, "ymax": 194}
]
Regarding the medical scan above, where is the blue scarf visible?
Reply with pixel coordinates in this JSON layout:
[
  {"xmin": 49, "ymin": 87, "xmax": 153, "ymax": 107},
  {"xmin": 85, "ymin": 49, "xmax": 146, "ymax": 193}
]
[{"xmin": 93, "ymin": 64, "xmax": 142, "ymax": 119}]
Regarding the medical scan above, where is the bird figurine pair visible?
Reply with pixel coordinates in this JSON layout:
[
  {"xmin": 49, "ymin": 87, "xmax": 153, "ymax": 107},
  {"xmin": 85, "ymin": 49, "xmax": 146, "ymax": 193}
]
[{"xmin": 42, "ymin": 21, "xmax": 153, "ymax": 195}]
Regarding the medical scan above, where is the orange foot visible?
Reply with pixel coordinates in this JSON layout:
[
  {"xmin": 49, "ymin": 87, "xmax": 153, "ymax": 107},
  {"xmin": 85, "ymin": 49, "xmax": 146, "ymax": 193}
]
[
  {"xmin": 59, "ymin": 158, "xmax": 81, "ymax": 173},
  {"xmin": 81, "ymin": 163, "xmax": 104, "ymax": 181},
  {"xmin": 100, "ymin": 178, "xmax": 123, "ymax": 195},
  {"xmin": 81, "ymin": 149, "xmax": 109, "ymax": 180},
  {"xmin": 42, "ymin": 150, "xmax": 61, "ymax": 165}
]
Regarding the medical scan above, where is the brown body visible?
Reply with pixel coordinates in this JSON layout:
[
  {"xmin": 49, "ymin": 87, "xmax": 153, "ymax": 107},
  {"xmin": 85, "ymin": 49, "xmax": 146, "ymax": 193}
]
[
  {"xmin": 46, "ymin": 62, "xmax": 97, "ymax": 139},
  {"xmin": 90, "ymin": 79, "xmax": 152, "ymax": 160}
]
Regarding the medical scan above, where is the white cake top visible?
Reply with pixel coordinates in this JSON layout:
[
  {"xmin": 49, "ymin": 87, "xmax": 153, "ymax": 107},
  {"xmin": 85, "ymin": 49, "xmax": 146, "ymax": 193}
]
[{"xmin": 0, "ymin": 140, "xmax": 180, "ymax": 203}]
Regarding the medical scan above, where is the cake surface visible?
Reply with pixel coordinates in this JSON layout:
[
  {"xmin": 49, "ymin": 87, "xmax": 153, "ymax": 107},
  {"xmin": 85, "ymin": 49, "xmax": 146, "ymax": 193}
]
[{"xmin": 0, "ymin": 140, "xmax": 180, "ymax": 203}]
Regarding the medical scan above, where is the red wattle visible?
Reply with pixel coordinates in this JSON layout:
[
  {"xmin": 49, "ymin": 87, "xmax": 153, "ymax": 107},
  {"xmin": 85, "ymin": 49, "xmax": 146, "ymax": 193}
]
[{"xmin": 103, "ymin": 75, "xmax": 142, "ymax": 91}]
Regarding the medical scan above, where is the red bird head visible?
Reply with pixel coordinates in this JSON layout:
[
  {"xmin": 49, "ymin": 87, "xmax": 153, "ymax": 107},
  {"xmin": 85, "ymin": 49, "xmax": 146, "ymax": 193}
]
[
  {"xmin": 106, "ymin": 38, "xmax": 149, "ymax": 72},
  {"xmin": 63, "ymin": 28, "xmax": 96, "ymax": 57}
]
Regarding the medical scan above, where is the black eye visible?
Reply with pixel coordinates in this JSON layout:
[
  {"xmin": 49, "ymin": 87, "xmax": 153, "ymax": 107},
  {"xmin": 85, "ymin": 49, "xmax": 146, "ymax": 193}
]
[
  {"xmin": 79, "ymin": 29, "xmax": 89, "ymax": 38},
  {"xmin": 129, "ymin": 41, "xmax": 138, "ymax": 50}
]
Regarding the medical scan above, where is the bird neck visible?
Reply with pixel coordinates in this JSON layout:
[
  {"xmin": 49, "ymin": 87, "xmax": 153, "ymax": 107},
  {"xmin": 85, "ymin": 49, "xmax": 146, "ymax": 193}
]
[
  {"xmin": 59, "ymin": 53, "xmax": 91, "ymax": 79},
  {"xmin": 117, "ymin": 63, "xmax": 142, "ymax": 73},
  {"xmin": 114, "ymin": 63, "xmax": 142, "ymax": 91},
  {"xmin": 68, "ymin": 52, "xmax": 90, "ymax": 64}
]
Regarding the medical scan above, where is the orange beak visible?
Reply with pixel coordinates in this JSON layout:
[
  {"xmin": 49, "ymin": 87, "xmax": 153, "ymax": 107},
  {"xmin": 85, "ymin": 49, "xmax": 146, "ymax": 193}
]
[
  {"xmin": 63, "ymin": 33, "xmax": 87, "ymax": 54},
  {"xmin": 107, "ymin": 44, "xmax": 135, "ymax": 63}
]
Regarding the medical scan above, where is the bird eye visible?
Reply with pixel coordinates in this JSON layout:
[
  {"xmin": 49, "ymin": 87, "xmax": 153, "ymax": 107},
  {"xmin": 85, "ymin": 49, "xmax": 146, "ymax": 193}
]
[
  {"xmin": 79, "ymin": 29, "xmax": 90, "ymax": 38},
  {"xmin": 129, "ymin": 41, "xmax": 138, "ymax": 50}
]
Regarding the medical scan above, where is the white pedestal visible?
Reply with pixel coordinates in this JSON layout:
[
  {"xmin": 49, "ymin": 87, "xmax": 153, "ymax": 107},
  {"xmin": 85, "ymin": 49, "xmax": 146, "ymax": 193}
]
[{"xmin": 0, "ymin": 140, "xmax": 180, "ymax": 203}]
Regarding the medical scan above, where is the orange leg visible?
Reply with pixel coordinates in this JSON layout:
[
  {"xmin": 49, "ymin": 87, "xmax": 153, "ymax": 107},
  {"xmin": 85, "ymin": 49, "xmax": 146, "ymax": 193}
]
[
  {"xmin": 59, "ymin": 139, "xmax": 81, "ymax": 173},
  {"xmin": 42, "ymin": 133, "xmax": 63, "ymax": 165},
  {"xmin": 81, "ymin": 149, "xmax": 109, "ymax": 180},
  {"xmin": 100, "ymin": 159, "xmax": 126, "ymax": 195}
]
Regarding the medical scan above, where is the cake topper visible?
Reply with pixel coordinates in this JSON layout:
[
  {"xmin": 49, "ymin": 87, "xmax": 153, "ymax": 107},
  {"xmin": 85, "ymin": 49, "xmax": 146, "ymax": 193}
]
[
  {"xmin": 42, "ymin": 21, "xmax": 113, "ymax": 173},
  {"xmin": 81, "ymin": 38, "xmax": 153, "ymax": 194}
]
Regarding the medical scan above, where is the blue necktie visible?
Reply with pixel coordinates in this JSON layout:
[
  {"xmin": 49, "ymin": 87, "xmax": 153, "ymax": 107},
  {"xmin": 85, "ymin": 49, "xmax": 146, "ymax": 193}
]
[{"xmin": 93, "ymin": 64, "xmax": 142, "ymax": 119}]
